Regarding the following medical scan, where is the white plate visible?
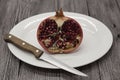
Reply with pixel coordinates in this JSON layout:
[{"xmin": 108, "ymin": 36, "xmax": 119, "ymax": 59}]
[{"xmin": 7, "ymin": 12, "xmax": 113, "ymax": 69}]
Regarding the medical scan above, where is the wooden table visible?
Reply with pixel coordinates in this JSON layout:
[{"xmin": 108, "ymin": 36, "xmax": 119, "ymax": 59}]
[{"xmin": 0, "ymin": 0, "xmax": 120, "ymax": 80}]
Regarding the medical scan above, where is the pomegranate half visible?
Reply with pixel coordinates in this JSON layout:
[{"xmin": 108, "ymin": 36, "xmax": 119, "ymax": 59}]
[{"xmin": 37, "ymin": 9, "xmax": 83, "ymax": 54}]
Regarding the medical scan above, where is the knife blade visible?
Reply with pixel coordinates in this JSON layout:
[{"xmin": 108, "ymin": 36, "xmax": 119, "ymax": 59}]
[{"xmin": 4, "ymin": 34, "xmax": 87, "ymax": 77}]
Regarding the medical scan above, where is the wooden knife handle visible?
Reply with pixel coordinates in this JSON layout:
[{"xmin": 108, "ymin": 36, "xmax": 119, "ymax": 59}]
[{"xmin": 4, "ymin": 34, "xmax": 43, "ymax": 58}]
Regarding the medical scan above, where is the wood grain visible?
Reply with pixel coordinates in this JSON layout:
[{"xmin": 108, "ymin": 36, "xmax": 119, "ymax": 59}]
[{"xmin": 0, "ymin": 0, "xmax": 120, "ymax": 80}]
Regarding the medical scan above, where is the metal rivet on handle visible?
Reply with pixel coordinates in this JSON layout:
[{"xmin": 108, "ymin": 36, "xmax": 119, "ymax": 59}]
[
  {"xmin": 36, "ymin": 50, "xmax": 39, "ymax": 53},
  {"xmin": 9, "ymin": 35, "xmax": 12, "ymax": 38},
  {"xmin": 22, "ymin": 42, "xmax": 25, "ymax": 45}
]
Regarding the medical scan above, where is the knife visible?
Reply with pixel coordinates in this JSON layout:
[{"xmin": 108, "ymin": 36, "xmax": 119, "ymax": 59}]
[{"xmin": 4, "ymin": 34, "xmax": 87, "ymax": 77}]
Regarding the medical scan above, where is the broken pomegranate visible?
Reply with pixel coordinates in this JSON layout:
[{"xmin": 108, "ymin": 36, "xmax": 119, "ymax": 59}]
[{"xmin": 37, "ymin": 9, "xmax": 83, "ymax": 54}]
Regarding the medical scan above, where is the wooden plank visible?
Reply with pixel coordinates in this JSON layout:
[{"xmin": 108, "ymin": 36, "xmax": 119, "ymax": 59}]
[
  {"xmin": 0, "ymin": 0, "xmax": 58, "ymax": 80},
  {"xmin": 86, "ymin": 0, "xmax": 120, "ymax": 80},
  {"xmin": 57, "ymin": 0, "xmax": 88, "ymax": 14},
  {"xmin": 73, "ymin": 0, "xmax": 88, "ymax": 15},
  {"xmin": 0, "ymin": 0, "xmax": 8, "ymax": 26},
  {"xmin": 0, "ymin": 0, "xmax": 20, "ymax": 80},
  {"xmin": 115, "ymin": 0, "xmax": 120, "ymax": 11},
  {"xmin": 14, "ymin": 0, "xmax": 58, "ymax": 80},
  {"xmin": 57, "ymin": 0, "xmax": 101, "ymax": 80}
]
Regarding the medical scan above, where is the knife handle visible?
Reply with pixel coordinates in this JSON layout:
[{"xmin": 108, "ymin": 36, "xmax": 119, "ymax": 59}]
[{"xmin": 4, "ymin": 34, "xmax": 43, "ymax": 58}]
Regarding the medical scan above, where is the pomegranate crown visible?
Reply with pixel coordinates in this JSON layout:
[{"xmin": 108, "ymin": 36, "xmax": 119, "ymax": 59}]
[{"xmin": 55, "ymin": 8, "xmax": 64, "ymax": 17}]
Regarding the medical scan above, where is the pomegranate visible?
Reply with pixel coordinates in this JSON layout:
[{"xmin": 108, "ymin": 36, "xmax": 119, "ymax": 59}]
[{"xmin": 37, "ymin": 9, "xmax": 83, "ymax": 54}]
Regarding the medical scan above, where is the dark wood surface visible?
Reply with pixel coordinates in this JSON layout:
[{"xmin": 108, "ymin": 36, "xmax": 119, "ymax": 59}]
[{"xmin": 0, "ymin": 0, "xmax": 120, "ymax": 80}]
